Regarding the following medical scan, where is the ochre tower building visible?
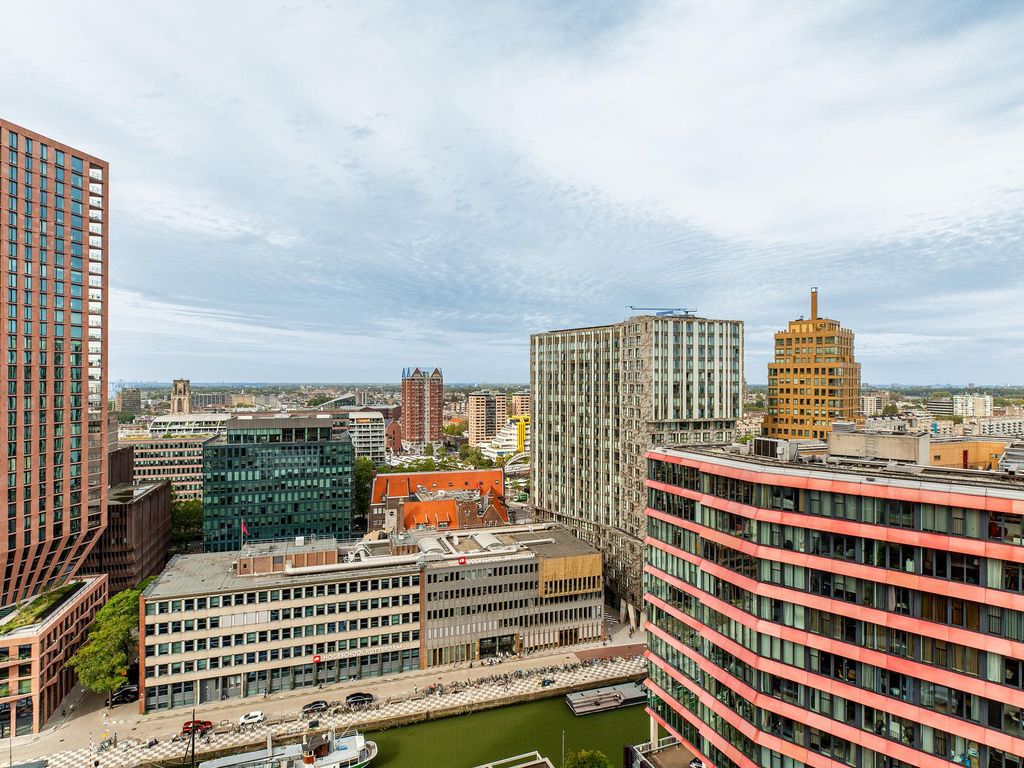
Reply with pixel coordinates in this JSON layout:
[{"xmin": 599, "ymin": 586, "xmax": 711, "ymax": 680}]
[{"xmin": 762, "ymin": 289, "xmax": 860, "ymax": 440}]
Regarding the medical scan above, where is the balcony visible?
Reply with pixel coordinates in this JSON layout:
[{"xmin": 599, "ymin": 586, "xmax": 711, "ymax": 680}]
[{"xmin": 626, "ymin": 737, "xmax": 700, "ymax": 768}]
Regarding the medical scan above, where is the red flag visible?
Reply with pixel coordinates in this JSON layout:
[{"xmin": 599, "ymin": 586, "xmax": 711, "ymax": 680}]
[{"xmin": 241, "ymin": 520, "xmax": 250, "ymax": 537}]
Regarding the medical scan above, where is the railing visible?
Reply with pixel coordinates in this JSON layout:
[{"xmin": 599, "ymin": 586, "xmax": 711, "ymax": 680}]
[{"xmin": 626, "ymin": 736, "xmax": 682, "ymax": 768}]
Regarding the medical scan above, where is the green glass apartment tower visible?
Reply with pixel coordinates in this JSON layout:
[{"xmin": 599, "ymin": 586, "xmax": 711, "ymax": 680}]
[{"xmin": 202, "ymin": 416, "xmax": 354, "ymax": 552}]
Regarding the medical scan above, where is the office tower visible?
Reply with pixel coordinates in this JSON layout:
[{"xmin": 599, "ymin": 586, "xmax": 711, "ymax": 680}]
[
  {"xmin": 531, "ymin": 312, "xmax": 743, "ymax": 622},
  {"xmin": 170, "ymin": 378, "xmax": 191, "ymax": 414},
  {"xmin": 400, "ymin": 367, "xmax": 443, "ymax": 446},
  {"xmin": 509, "ymin": 390, "xmax": 530, "ymax": 416},
  {"xmin": 642, "ymin": 443, "xmax": 1024, "ymax": 768},
  {"xmin": 762, "ymin": 288, "xmax": 860, "ymax": 440},
  {"xmin": 202, "ymin": 415, "xmax": 354, "ymax": 552},
  {"xmin": 466, "ymin": 389, "xmax": 507, "ymax": 446},
  {"xmin": 115, "ymin": 386, "xmax": 142, "ymax": 416},
  {"xmin": 0, "ymin": 119, "xmax": 110, "ymax": 734}
]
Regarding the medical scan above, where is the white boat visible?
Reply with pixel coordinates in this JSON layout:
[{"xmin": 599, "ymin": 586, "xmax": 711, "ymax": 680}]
[{"xmin": 199, "ymin": 729, "xmax": 377, "ymax": 768}]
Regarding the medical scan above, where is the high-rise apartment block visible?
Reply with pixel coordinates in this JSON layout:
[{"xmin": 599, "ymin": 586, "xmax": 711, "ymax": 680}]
[
  {"xmin": 115, "ymin": 386, "xmax": 142, "ymax": 416},
  {"xmin": 400, "ymin": 367, "xmax": 443, "ymax": 446},
  {"xmin": 643, "ymin": 444, "xmax": 1024, "ymax": 768},
  {"xmin": 510, "ymin": 390, "xmax": 530, "ymax": 416},
  {"xmin": 202, "ymin": 415, "xmax": 354, "ymax": 552},
  {"xmin": 171, "ymin": 378, "xmax": 191, "ymax": 414},
  {"xmin": 531, "ymin": 313, "xmax": 743, "ymax": 620},
  {"xmin": 0, "ymin": 119, "xmax": 110, "ymax": 734},
  {"xmin": 345, "ymin": 409, "xmax": 386, "ymax": 463},
  {"xmin": 466, "ymin": 389, "xmax": 507, "ymax": 446},
  {"xmin": 954, "ymin": 393, "xmax": 994, "ymax": 418},
  {"xmin": 762, "ymin": 289, "xmax": 860, "ymax": 440}
]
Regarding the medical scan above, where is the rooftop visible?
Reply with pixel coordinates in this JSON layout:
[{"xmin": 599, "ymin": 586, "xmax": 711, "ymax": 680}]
[
  {"xmin": 108, "ymin": 481, "xmax": 166, "ymax": 505},
  {"xmin": 143, "ymin": 523, "xmax": 594, "ymax": 600},
  {"xmin": 651, "ymin": 443, "xmax": 1024, "ymax": 498}
]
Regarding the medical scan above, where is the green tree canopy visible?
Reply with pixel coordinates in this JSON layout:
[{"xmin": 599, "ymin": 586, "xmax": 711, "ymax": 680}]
[
  {"xmin": 443, "ymin": 421, "xmax": 467, "ymax": 436},
  {"xmin": 563, "ymin": 750, "xmax": 614, "ymax": 768},
  {"xmin": 353, "ymin": 456, "xmax": 375, "ymax": 532},
  {"xmin": 882, "ymin": 403, "xmax": 899, "ymax": 416},
  {"xmin": 305, "ymin": 394, "xmax": 334, "ymax": 407},
  {"xmin": 170, "ymin": 492, "xmax": 203, "ymax": 548},
  {"xmin": 68, "ymin": 582, "xmax": 152, "ymax": 699}
]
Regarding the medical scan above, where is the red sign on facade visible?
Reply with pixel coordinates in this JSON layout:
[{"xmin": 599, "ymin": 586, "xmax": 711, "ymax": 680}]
[
  {"xmin": 313, "ymin": 655, "xmax": 321, "ymax": 664},
  {"xmin": 458, "ymin": 557, "xmax": 467, "ymax": 565}
]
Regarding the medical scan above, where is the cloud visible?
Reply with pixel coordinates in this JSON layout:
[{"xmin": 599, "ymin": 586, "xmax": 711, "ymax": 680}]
[{"xmin": 1, "ymin": 1, "xmax": 1022, "ymax": 383}]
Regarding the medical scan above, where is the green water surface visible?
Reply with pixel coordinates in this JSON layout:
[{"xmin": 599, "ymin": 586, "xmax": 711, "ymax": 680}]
[{"xmin": 368, "ymin": 697, "xmax": 647, "ymax": 767}]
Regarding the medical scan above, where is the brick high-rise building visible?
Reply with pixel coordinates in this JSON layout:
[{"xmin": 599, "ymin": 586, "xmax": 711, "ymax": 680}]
[
  {"xmin": 466, "ymin": 389, "xmax": 507, "ymax": 446},
  {"xmin": 531, "ymin": 313, "xmax": 743, "ymax": 624},
  {"xmin": 642, "ymin": 444, "xmax": 1024, "ymax": 768},
  {"xmin": 400, "ymin": 367, "xmax": 443, "ymax": 446},
  {"xmin": 0, "ymin": 119, "xmax": 110, "ymax": 734},
  {"xmin": 762, "ymin": 288, "xmax": 860, "ymax": 441}
]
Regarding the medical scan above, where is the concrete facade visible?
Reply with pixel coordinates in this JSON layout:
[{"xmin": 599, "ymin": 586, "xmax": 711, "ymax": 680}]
[
  {"xmin": 346, "ymin": 409, "xmax": 386, "ymax": 463},
  {"xmin": 467, "ymin": 390, "xmax": 508, "ymax": 446},
  {"xmin": 138, "ymin": 524, "xmax": 602, "ymax": 712},
  {"xmin": 530, "ymin": 313, "xmax": 743, "ymax": 622}
]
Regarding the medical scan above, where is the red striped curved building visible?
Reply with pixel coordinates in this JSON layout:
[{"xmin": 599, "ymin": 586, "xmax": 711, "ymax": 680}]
[{"xmin": 642, "ymin": 445, "xmax": 1024, "ymax": 768}]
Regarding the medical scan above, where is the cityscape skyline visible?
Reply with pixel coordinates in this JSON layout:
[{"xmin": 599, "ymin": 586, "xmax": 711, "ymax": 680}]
[{"xmin": 3, "ymin": 2, "xmax": 1023, "ymax": 383}]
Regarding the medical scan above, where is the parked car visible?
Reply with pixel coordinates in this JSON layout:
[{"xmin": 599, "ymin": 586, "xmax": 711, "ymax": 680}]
[
  {"xmin": 689, "ymin": 760, "xmax": 704, "ymax": 768},
  {"xmin": 238, "ymin": 711, "xmax": 265, "ymax": 726},
  {"xmin": 110, "ymin": 686, "xmax": 138, "ymax": 706},
  {"xmin": 345, "ymin": 692, "xmax": 374, "ymax": 707},
  {"xmin": 181, "ymin": 720, "xmax": 213, "ymax": 737},
  {"xmin": 301, "ymin": 700, "xmax": 329, "ymax": 716}
]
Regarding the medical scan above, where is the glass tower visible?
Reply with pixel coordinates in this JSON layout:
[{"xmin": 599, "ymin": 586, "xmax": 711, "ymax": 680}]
[{"xmin": 202, "ymin": 416, "xmax": 354, "ymax": 552}]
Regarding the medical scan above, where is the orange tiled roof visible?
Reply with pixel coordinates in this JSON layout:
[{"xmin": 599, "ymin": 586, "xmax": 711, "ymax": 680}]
[
  {"xmin": 403, "ymin": 499, "xmax": 458, "ymax": 530},
  {"xmin": 371, "ymin": 469, "xmax": 504, "ymax": 507}
]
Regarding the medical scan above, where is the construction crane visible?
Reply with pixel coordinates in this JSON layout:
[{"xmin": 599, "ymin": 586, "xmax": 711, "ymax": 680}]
[{"xmin": 625, "ymin": 306, "xmax": 696, "ymax": 317}]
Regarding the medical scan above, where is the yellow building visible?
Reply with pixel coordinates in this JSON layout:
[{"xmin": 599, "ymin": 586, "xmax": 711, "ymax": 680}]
[{"xmin": 762, "ymin": 289, "xmax": 861, "ymax": 440}]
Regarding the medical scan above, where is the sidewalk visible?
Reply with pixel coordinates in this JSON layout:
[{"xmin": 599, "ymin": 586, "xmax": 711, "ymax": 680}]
[{"xmin": 13, "ymin": 618, "xmax": 643, "ymax": 765}]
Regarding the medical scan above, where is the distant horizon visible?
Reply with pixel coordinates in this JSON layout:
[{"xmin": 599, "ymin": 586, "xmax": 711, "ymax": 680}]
[{"xmin": 110, "ymin": 380, "xmax": 1024, "ymax": 390}]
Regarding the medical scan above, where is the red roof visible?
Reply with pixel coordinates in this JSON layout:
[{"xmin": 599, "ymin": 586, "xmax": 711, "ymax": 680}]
[{"xmin": 371, "ymin": 468, "xmax": 504, "ymax": 507}]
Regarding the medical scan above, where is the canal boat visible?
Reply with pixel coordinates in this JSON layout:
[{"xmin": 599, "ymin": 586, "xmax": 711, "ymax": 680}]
[
  {"xmin": 199, "ymin": 728, "xmax": 377, "ymax": 768},
  {"xmin": 565, "ymin": 680, "xmax": 646, "ymax": 716}
]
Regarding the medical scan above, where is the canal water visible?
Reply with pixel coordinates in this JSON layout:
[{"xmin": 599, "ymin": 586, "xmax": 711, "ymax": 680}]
[{"xmin": 369, "ymin": 697, "xmax": 648, "ymax": 767}]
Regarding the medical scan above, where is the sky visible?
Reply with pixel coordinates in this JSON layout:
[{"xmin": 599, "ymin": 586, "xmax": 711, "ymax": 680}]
[{"xmin": 2, "ymin": 1, "xmax": 1024, "ymax": 385}]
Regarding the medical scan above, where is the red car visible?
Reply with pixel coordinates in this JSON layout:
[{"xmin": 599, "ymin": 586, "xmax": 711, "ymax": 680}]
[{"xmin": 181, "ymin": 720, "xmax": 213, "ymax": 737}]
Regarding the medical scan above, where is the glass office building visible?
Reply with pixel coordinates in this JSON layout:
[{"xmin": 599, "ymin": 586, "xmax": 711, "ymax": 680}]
[{"xmin": 202, "ymin": 415, "xmax": 353, "ymax": 552}]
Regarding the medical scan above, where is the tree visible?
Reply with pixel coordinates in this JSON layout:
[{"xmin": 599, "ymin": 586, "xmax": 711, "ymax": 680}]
[
  {"xmin": 423, "ymin": 443, "xmax": 435, "ymax": 457},
  {"xmin": 305, "ymin": 394, "xmax": 334, "ymax": 407},
  {"xmin": 443, "ymin": 421, "xmax": 467, "ymax": 436},
  {"xmin": 563, "ymin": 750, "xmax": 614, "ymax": 768},
  {"xmin": 353, "ymin": 457, "xmax": 375, "ymax": 532},
  {"xmin": 170, "ymin": 492, "xmax": 204, "ymax": 548},
  {"xmin": 68, "ymin": 583, "xmax": 151, "ymax": 703},
  {"xmin": 882, "ymin": 403, "xmax": 899, "ymax": 416}
]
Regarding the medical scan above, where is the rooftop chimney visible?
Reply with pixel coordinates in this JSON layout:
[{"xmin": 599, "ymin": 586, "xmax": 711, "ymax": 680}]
[{"xmin": 810, "ymin": 288, "xmax": 818, "ymax": 320}]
